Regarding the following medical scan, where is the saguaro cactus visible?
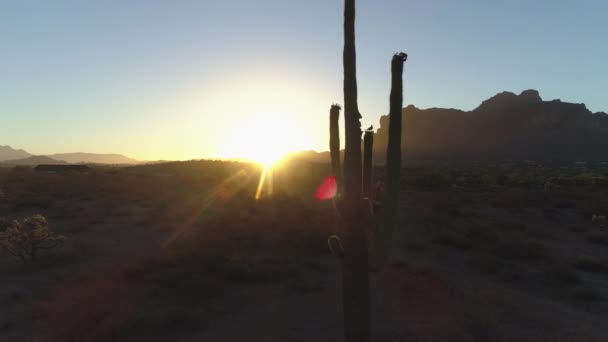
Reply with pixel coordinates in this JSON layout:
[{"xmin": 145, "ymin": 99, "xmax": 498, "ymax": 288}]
[
  {"xmin": 340, "ymin": 0, "xmax": 370, "ymax": 341},
  {"xmin": 328, "ymin": 1, "xmax": 407, "ymax": 341}
]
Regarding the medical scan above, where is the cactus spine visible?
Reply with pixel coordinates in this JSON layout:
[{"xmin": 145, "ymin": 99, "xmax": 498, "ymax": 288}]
[{"xmin": 329, "ymin": 1, "xmax": 407, "ymax": 341}]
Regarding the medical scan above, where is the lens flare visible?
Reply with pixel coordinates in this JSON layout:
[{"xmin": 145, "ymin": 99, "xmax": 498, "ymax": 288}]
[{"xmin": 316, "ymin": 176, "xmax": 337, "ymax": 200}]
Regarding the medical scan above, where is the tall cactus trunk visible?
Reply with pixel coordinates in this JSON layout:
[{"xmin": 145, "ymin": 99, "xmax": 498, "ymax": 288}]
[
  {"xmin": 343, "ymin": 0, "xmax": 362, "ymax": 203},
  {"xmin": 363, "ymin": 130, "xmax": 374, "ymax": 199},
  {"xmin": 341, "ymin": 0, "xmax": 369, "ymax": 341},
  {"xmin": 330, "ymin": 104, "xmax": 342, "ymax": 188},
  {"xmin": 371, "ymin": 53, "xmax": 408, "ymax": 270}
]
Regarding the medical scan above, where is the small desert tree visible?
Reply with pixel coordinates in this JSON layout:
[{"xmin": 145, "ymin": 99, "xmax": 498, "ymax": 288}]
[{"xmin": 0, "ymin": 214, "xmax": 64, "ymax": 264}]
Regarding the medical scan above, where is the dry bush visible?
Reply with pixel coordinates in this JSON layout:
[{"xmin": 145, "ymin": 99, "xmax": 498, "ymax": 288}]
[{"xmin": 0, "ymin": 214, "xmax": 64, "ymax": 264}]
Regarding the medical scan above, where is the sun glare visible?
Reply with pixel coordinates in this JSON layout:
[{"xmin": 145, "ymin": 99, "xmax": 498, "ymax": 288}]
[{"xmin": 221, "ymin": 112, "xmax": 308, "ymax": 166}]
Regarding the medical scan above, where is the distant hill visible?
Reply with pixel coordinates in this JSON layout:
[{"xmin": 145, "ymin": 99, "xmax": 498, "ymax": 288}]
[
  {"xmin": 0, "ymin": 156, "xmax": 66, "ymax": 166},
  {"xmin": 285, "ymin": 90, "xmax": 608, "ymax": 165},
  {"xmin": 47, "ymin": 153, "xmax": 138, "ymax": 165},
  {"xmin": 373, "ymin": 89, "xmax": 608, "ymax": 163},
  {"xmin": 0, "ymin": 145, "xmax": 32, "ymax": 161},
  {"xmin": 284, "ymin": 150, "xmax": 331, "ymax": 162},
  {"xmin": 0, "ymin": 146, "xmax": 138, "ymax": 165}
]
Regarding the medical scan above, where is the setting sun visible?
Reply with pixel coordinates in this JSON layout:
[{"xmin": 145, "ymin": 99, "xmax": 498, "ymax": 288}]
[{"xmin": 220, "ymin": 112, "xmax": 309, "ymax": 165}]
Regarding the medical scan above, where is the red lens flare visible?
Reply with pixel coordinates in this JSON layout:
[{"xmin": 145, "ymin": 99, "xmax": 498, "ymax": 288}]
[{"xmin": 316, "ymin": 176, "xmax": 337, "ymax": 200}]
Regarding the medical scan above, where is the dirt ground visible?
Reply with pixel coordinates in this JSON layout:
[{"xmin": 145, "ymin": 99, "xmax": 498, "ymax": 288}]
[{"xmin": 1, "ymin": 161, "xmax": 607, "ymax": 341}]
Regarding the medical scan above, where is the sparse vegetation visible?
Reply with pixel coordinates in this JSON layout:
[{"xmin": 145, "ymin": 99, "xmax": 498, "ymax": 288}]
[
  {"xmin": 0, "ymin": 214, "xmax": 64, "ymax": 264},
  {"xmin": 1, "ymin": 160, "xmax": 607, "ymax": 341}
]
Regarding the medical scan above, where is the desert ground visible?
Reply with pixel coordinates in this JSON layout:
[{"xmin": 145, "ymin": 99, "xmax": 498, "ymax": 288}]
[{"xmin": 1, "ymin": 160, "xmax": 607, "ymax": 341}]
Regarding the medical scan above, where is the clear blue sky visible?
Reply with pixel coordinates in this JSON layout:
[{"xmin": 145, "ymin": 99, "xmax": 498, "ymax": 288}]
[{"xmin": 1, "ymin": 0, "xmax": 606, "ymax": 160}]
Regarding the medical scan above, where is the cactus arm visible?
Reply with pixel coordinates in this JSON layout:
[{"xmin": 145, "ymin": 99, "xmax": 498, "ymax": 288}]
[
  {"xmin": 370, "ymin": 52, "xmax": 408, "ymax": 271},
  {"xmin": 330, "ymin": 104, "xmax": 342, "ymax": 190},
  {"xmin": 363, "ymin": 130, "xmax": 374, "ymax": 199}
]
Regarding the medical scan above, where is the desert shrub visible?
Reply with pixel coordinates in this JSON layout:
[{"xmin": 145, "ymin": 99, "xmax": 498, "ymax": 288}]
[{"xmin": 0, "ymin": 214, "xmax": 65, "ymax": 264}]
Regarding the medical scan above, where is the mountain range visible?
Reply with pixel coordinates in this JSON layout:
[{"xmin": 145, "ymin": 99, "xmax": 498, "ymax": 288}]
[
  {"xmin": 0, "ymin": 146, "xmax": 138, "ymax": 165},
  {"xmin": 374, "ymin": 89, "xmax": 607, "ymax": 162},
  {"xmin": 288, "ymin": 89, "xmax": 607, "ymax": 164},
  {"xmin": 4, "ymin": 89, "xmax": 607, "ymax": 166}
]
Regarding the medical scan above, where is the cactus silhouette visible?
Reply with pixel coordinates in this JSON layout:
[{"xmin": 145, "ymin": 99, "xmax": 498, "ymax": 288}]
[
  {"xmin": 328, "ymin": 0, "xmax": 407, "ymax": 341},
  {"xmin": 370, "ymin": 52, "xmax": 408, "ymax": 270},
  {"xmin": 363, "ymin": 129, "xmax": 374, "ymax": 199},
  {"xmin": 330, "ymin": 104, "xmax": 342, "ymax": 188}
]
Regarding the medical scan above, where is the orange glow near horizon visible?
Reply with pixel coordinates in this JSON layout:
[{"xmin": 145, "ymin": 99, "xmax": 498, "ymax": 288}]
[{"xmin": 219, "ymin": 111, "xmax": 310, "ymax": 166}]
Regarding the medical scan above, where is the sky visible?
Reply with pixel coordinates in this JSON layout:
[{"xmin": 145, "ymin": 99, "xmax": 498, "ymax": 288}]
[{"xmin": 1, "ymin": 0, "xmax": 607, "ymax": 161}]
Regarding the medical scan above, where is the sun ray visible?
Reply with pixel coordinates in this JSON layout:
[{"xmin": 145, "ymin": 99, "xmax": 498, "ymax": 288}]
[
  {"xmin": 162, "ymin": 169, "xmax": 249, "ymax": 248},
  {"xmin": 255, "ymin": 164, "xmax": 269, "ymax": 200}
]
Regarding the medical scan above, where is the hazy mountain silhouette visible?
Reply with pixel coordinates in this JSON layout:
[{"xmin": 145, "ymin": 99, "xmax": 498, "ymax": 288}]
[
  {"xmin": 0, "ymin": 146, "xmax": 138, "ymax": 165},
  {"xmin": 0, "ymin": 156, "xmax": 66, "ymax": 166},
  {"xmin": 0, "ymin": 145, "xmax": 32, "ymax": 161},
  {"xmin": 47, "ymin": 153, "xmax": 138, "ymax": 165},
  {"xmin": 373, "ymin": 89, "xmax": 608, "ymax": 163}
]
